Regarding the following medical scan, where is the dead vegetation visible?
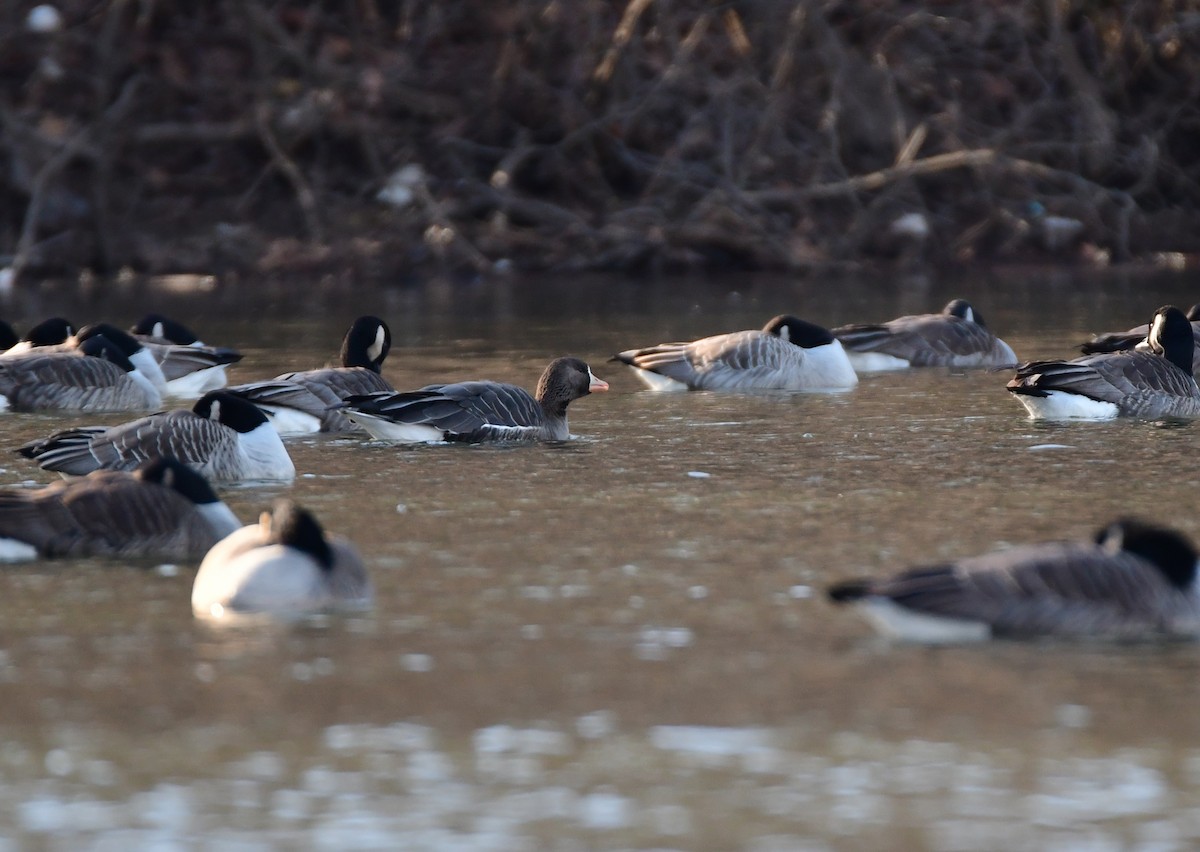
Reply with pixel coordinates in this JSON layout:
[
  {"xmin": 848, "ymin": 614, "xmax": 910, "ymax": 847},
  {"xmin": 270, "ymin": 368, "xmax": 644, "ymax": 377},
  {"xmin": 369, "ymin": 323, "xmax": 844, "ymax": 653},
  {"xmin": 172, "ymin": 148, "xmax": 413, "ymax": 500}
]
[{"xmin": 2, "ymin": 1, "xmax": 1199, "ymax": 281}]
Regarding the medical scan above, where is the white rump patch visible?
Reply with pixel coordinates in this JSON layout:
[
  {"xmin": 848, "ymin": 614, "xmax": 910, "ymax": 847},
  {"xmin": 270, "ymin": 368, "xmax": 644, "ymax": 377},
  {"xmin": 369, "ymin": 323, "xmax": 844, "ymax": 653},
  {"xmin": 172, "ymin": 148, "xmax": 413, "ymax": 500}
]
[
  {"xmin": 856, "ymin": 598, "xmax": 991, "ymax": 644},
  {"xmin": 629, "ymin": 367, "xmax": 689, "ymax": 392},
  {"xmin": 845, "ymin": 351, "xmax": 912, "ymax": 372},
  {"xmin": 1013, "ymin": 391, "xmax": 1119, "ymax": 421},
  {"xmin": 343, "ymin": 411, "xmax": 447, "ymax": 443},
  {"xmin": 259, "ymin": 405, "xmax": 322, "ymax": 436},
  {"xmin": 0, "ymin": 538, "xmax": 38, "ymax": 562}
]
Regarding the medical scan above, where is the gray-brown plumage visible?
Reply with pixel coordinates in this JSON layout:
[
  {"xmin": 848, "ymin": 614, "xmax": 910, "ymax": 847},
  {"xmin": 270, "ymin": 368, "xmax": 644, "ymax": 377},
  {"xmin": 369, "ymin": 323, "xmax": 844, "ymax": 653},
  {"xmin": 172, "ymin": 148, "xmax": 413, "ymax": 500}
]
[
  {"xmin": 340, "ymin": 357, "xmax": 609, "ymax": 443},
  {"xmin": 1079, "ymin": 303, "xmax": 1200, "ymax": 374},
  {"xmin": 613, "ymin": 316, "xmax": 858, "ymax": 391},
  {"xmin": 828, "ymin": 518, "xmax": 1200, "ymax": 641},
  {"xmin": 1008, "ymin": 305, "xmax": 1200, "ymax": 420},
  {"xmin": 832, "ymin": 299, "xmax": 1017, "ymax": 370},
  {"xmin": 0, "ymin": 458, "xmax": 241, "ymax": 560},
  {"xmin": 0, "ymin": 334, "xmax": 162, "ymax": 412},
  {"xmin": 16, "ymin": 391, "xmax": 295, "ymax": 482},
  {"xmin": 226, "ymin": 316, "xmax": 394, "ymax": 433}
]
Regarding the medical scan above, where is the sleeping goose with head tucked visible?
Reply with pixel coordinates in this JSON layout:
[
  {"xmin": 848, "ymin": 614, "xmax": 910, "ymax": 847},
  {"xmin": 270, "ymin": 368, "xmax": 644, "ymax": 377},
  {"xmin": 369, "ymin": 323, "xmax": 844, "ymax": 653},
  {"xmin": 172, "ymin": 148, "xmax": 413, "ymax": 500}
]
[
  {"xmin": 16, "ymin": 390, "xmax": 294, "ymax": 483},
  {"xmin": 0, "ymin": 457, "xmax": 240, "ymax": 561},
  {"xmin": 828, "ymin": 518, "xmax": 1200, "ymax": 642},
  {"xmin": 0, "ymin": 332, "xmax": 162, "ymax": 412},
  {"xmin": 613, "ymin": 315, "xmax": 857, "ymax": 392},
  {"xmin": 129, "ymin": 313, "xmax": 244, "ymax": 397},
  {"xmin": 832, "ymin": 299, "xmax": 1017, "ymax": 372},
  {"xmin": 192, "ymin": 499, "xmax": 372, "ymax": 618}
]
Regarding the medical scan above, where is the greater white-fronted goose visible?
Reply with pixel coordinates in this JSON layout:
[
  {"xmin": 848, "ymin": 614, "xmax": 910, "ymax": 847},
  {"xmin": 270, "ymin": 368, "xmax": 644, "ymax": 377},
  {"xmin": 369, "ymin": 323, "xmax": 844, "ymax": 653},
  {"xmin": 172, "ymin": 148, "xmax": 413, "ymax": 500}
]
[
  {"xmin": 340, "ymin": 356, "xmax": 608, "ymax": 443},
  {"xmin": 1007, "ymin": 305, "xmax": 1200, "ymax": 420},
  {"xmin": 129, "ymin": 313, "xmax": 244, "ymax": 397},
  {"xmin": 832, "ymin": 299, "xmax": 1018, "ymax": 371},
  {"xmin": 16, "ymin": 390, "xmax": 295, "ymax": 483},
  {"xmin": 0, "ymin": 332, "xmax": 162, "ymax": 412},
  {"xmin": 828, "ymin": 518, "xmax": 1200, "ymax": 642},
  {"xmin": 226, "ymin": 316, "xmax": 394, "ymax": 434},
  {"xmin": 192, "ymin": 499, "xmax": 372, "ymax": 618},
  {"xmin": 613, "ymin": 315, "xmax": 857, "ymax": 392},
  {"xmin": 0, "ymin": 457, "xmax": 240, "ymax": 561},
  {"xmin": 1079, "ymin": 303, "xmax": 1200, "ymax": 374}
]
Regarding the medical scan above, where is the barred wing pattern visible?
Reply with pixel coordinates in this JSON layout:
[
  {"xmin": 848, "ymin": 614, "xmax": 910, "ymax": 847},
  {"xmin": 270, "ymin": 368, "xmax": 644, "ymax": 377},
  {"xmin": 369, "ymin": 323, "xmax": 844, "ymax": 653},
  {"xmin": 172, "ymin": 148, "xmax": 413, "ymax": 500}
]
[
  {"xmin": 350, "ymin": 381, "xmax": 552, "ymax": 441},
  {"xmin": 0, "ymin": 472, "xmax": 225, "ymax": 559},
  {"xmin": 845, "ymin": 542, "xmax": 1197, "ymax": 638},
  {"xmin": 0, "ymin": 352, "xmax": 155, "ymax": 411},
  {"xmin": 834, "ymin": 316, "xmax": 1013, "ymax": 367},
  {"xmin": 21, "ymin": 411, "xmax": 239, "ymax": 477},
  {"xmin": 1008, "ymin": 351, "xmax": 1200, "ymax": 418},
  {"xmin": 619, "ymin": 331, "xmax": 814, "ymax": 390}
]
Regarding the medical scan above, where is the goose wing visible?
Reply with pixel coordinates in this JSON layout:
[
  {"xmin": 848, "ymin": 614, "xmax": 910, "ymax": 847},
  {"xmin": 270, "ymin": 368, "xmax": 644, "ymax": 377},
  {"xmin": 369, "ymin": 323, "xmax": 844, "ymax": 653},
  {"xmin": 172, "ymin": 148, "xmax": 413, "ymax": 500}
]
[
  {"xmin": 0, "ymin": 352, "xmax": 143, "ymax": 411},
  {"xmin": 834, "ymin": 316, "xmax": 1003, "ymax": 365},
  {"xmin": 280, "ymin": 366, "xmax": 394, "ymax": 399},
  {"xmin": 616, "ymin": 331, "xmax": 797, "ymax": 390},
  {"xmin": 842, "ymin": 542, "xmax": 1183, "ymax": 637},
  {"xmin": 20, "ymin": 410, "xmax": 237, "ymax": 475},
  {"xmin": 146, "ymin": 342, "xmax": 243, "ymax": 382},
  {"xmin": 1008, "ymin": 351, "xmax": 1200, "ymax": 405},
  {"xmin": 0, "ymin": 472, "xmax": 219, "ymax": 558},
  {"xmin": 346, "ymin": 381, "xmax": 544, "ymax": 439}
]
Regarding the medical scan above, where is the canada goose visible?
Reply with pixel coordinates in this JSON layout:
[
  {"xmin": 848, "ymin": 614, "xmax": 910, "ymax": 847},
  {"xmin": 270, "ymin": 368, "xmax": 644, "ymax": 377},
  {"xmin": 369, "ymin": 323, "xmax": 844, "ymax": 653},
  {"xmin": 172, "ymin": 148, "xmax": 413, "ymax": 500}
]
[
  {"xmin": 1007, "ymin": 305, "xmax": 1200, "ymax": 420},
  {"xmin": 129, "ymin": 314, "xmax": 243, "ymax": 397},
  {"xmin": 0, "ymin": 332, "xmax": 162, "ymax": 411},
  {"xmin": 832, "ymin": 299, "xmax": 1018, "ymax": 371},
  {"xmin": 828, "ymin": 518, "xmax": 1200, "ymax": 642},
  {"xmin": 1079, "ymin": 303, "xmax": 1200, "ymax": 374},
  {"xmin": 1, "ymin": 316, "xmax": 76, "ymax": 356},
  {"xmin": 0, "ymin": 457, "xmax": 240, "ymax": 561},
  {"xmin": 613, "ymin": 315, "xmax": 857, "ymax": 392},
  {"xmin": 16, "ymin": 390, "xmax": 295, "ymax": 483},
  {"xmin": 192, "ymin": 499, "xmax": 372, "ymax": 618},
  {"xmin": 340, "ymin": 356, "xmax": 608, "ymax": 443},
  {"xmin": 226, "ymin": 316, "xmax": 394, "ymax": 434}
]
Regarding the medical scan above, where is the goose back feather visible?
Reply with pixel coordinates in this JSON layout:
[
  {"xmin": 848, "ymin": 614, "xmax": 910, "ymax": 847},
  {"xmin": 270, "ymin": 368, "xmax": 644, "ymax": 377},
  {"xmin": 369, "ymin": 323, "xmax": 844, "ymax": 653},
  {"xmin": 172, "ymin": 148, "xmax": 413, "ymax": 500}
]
[
  {"xmin": 828, "ymin": 518, "xmax": 1200, "ymax": 641},
  {"xmin": 613, "ymin": 315, "xmax": 857, "ymax": 391}
]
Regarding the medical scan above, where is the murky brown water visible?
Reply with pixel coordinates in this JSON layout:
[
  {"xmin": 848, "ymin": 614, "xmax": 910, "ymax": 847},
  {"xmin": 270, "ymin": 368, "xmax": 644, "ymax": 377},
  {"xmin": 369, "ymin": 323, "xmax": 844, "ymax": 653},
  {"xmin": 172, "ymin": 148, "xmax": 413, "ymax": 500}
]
[{"xmin": 1, "ymin": 268, "xmax": 1199, "ymax": 849}]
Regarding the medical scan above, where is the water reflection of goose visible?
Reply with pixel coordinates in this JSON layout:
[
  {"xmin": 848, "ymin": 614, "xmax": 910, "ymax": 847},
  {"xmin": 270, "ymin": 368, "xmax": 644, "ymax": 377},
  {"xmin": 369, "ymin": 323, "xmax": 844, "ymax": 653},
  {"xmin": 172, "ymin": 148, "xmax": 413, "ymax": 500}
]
[
  {"xmin": 1079, "ymin": 303, "xmax": 1200, "ymax": 374},
  {"xmin": 0, "ymin": 457, "xmax": 240, "ymax": 561},
  {"xmin": 612, "ymin": 315, "xmax": 857, "ymax": 391},
  {"xmin": 828, "ymin": 518, "xmax": 1200, "ymax": 642},
  {"xmin": 340, "ymin": 356, "xmax": 608, "ymax": 443},
  {"xmin": 226, "ymin": 315, "xmax": 394, "ymax": 434},
  {"xmin": 192, "ymin": 499, "xmax": 372, "ymax": 618},
  {"xmin": 832, "ymin": 299, "xmax": 1017, "ymax": 372},
  {"xmin": 16, "ymin": 390, "xmax": 295, "ymax": 483},
  {"xmin": 129, "ymin": 313, "xmax": 244, "ymax": 397},
  {"xmin": 1007, "ymin": 305, "xmax": 1200, "ymax": 420}
]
